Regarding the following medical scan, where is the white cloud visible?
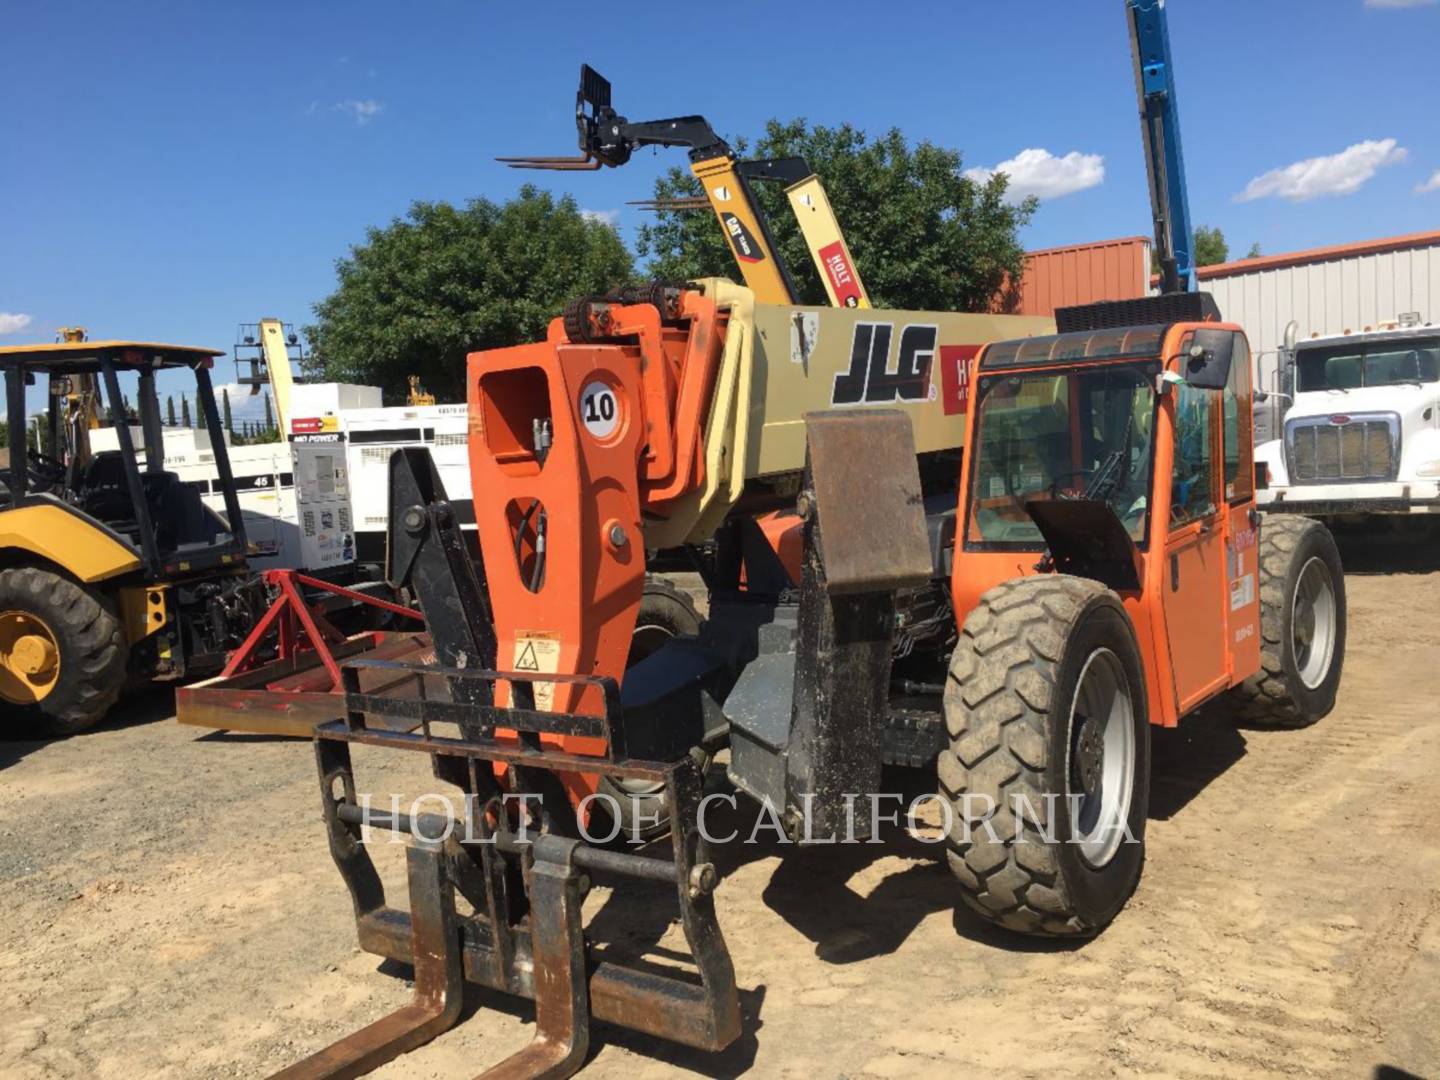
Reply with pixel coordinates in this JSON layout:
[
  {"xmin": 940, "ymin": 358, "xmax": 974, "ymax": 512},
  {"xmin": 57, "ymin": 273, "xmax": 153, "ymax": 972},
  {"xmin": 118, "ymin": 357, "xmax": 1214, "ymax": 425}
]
[
  {"xmin": 964, "ymin": 148, "xmax": 1105, "ymax": 203},
  {"xmin": 580, "ymin": 208, "xmax": 620, "ymax": 228},
  {"xmin": 0, "ymin": 312, "xmax": 33, "ymax": 335},
  {"xmin": 1235, "ymin": 138, "xmax": 1408, "ymax": 202},
  {"xmin": 333, "ymin": 99, "xmax": 384, "ymax": 125},
  {"xmin": 1365, "ymin": 0, "xmax": 1435, "ymax": 8},
  {"xmin": 1416, "ymin": 169, "xmax": 1440, "ymax": 194}
]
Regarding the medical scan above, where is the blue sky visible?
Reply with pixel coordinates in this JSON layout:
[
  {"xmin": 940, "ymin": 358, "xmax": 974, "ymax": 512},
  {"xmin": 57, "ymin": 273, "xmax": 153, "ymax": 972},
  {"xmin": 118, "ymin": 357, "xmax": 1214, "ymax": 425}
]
[{"xmin": 4, "ymin": 0, "xmax": 1439, "ymax": 414}]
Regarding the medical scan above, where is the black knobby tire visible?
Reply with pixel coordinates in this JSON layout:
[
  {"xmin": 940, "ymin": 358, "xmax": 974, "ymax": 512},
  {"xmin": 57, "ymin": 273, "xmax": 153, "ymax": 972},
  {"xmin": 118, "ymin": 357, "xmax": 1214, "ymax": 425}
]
[
  {"xmin": 1225, "ymin": 515, "xmax": 1345, "ymax": 728},
  {"xmin": 939, "ymin": 575, "xmax": 1150, "ymax": 936},
  {"xmin": 594, "ymin": 578, "xmax": 706, "ymax": 842},
  {"xmin": 0, "ymin": 567, "xmax": 127, "ymax": 737}
]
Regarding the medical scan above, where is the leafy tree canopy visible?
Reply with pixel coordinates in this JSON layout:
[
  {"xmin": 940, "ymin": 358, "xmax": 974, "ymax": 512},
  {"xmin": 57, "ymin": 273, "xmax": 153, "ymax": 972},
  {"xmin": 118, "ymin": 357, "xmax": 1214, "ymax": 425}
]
[
  {"xmin": 306, "ymin": 186, "xmax": 633, "ymax": 401},
  {"xmin": 636, "ymin": 119, "xmax": 1035, "ymax": 312},
  {"xmin": 1194, "ymin": 224, "xmax": 1229, "ymax": 267}
]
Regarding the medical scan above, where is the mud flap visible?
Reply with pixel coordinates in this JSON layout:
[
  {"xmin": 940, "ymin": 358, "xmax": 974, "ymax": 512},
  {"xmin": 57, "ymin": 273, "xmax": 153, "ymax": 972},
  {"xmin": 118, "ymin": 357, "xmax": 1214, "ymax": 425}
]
[{"xmin": 727, "ymin": 410, "xmax": 932, "ymax": 840}]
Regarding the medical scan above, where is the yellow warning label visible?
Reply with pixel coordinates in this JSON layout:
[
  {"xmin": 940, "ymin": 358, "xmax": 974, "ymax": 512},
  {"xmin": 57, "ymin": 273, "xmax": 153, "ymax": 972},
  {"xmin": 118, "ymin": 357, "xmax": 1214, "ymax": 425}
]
[{"xmin": 512, "ymin": 630, "xmax": 561, "ymax": 711}]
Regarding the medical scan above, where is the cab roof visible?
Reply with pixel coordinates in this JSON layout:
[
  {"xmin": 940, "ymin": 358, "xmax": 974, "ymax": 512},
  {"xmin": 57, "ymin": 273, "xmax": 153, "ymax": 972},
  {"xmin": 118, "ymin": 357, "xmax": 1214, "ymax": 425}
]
[
  {"xmin": 1298, "ymin": 321, "xmax": 1437, "ymax": 349},
  {"xmin": 981, "ymin": 324, "xmax": 1169, "ymax": 371},
  {"xmin": 0, "ymin": 341, "xmax": 222, "ymax": 372}
]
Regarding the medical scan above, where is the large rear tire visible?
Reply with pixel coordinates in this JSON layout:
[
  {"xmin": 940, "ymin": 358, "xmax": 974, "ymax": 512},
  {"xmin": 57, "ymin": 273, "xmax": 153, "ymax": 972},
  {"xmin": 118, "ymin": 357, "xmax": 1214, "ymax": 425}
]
[
  {"xmin": 939, "ymin": 575, "xmax": 1150, "ymax": 936},
  {"xmin": 0, "ymin": 567, "xmax": 127, "ymax": 737},
  {"xmin": 1225, "ymin": 516, "xmax": 1345, "ymax": 728}
]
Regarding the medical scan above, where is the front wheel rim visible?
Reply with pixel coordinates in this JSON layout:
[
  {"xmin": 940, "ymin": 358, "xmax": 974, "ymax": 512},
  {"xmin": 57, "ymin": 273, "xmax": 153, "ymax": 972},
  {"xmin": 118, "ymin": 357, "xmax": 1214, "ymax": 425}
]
[
  {"xmin": 0, "ymin": 610, "xmax": 62, "ymax": 704},
  {"xmin": 1066, "ymin": 647, "xmax": 1136, "ymax": 869},
  {"xmin": 1291, "ymin": 556, "xmax": 1337, "ymax": 691}
]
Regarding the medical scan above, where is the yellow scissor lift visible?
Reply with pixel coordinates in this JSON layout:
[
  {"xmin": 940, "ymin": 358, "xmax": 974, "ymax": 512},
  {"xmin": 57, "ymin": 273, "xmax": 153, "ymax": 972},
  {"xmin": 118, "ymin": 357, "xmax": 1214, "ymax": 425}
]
[{"xmin": 502, "ymin": 64, "xmax": 871, "ymax": 310}]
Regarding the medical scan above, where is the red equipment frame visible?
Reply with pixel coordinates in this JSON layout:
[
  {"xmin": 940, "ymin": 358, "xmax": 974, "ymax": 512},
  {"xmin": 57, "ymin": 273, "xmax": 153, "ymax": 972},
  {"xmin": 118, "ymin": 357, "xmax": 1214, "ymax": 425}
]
[{"xmin": 177, "ymin": 570, "xmax": 430, "ymax": 737}]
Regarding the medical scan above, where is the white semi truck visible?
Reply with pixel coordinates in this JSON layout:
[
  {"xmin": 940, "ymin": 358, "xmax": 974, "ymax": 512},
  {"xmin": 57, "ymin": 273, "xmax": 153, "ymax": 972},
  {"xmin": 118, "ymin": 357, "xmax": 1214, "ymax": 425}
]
[{"xmin": 1256, "ymin": 313, "xmax": 1440, "ymax": 526}]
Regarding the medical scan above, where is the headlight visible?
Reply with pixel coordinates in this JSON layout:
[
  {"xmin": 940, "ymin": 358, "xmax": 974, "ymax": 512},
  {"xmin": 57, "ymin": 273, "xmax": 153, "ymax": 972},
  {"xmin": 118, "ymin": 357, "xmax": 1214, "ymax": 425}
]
[{"xmin": 1416, "ymin": 459, "xmax": 1440, "ymax": 478}]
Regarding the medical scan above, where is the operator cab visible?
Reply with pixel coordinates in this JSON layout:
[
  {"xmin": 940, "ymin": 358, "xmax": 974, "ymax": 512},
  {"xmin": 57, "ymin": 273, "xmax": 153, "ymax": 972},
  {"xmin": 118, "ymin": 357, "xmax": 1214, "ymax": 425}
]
[
  {"xmin": 966, "ymin": 325, "xmax": 1167, "ymax": 549},
  {"xmin": 959, "ymin": 296, "xmax": 1261, "ymax": 726},
  {"xmin": 0, "ymin": 340, "xmax": 249, "ymax": 579}
]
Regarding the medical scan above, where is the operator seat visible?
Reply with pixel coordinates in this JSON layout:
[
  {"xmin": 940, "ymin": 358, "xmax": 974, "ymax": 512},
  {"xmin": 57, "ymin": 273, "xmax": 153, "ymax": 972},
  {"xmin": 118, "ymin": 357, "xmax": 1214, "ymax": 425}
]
[
  {"xmin": 78, "ymin": 452, "xmax": 224, "ymax": 552},
  {"xmin": 78, "ymin": 451, "xmax": 139, "ymax": 531},
  {"xmin": 140, "ymin": 471, "xmax": 224, "ymax": 550}
]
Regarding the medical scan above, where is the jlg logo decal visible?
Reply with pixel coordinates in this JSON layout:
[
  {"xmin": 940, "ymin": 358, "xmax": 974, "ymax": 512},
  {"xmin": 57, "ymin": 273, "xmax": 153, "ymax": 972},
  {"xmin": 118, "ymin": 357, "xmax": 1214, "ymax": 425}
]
[
  {"xmin": 832, "ymin": 322, "xmax": 938, "ymax": 406},
  {"xmin": 721, "ymin": 213, "xmax": 764, "ymax": 262}
]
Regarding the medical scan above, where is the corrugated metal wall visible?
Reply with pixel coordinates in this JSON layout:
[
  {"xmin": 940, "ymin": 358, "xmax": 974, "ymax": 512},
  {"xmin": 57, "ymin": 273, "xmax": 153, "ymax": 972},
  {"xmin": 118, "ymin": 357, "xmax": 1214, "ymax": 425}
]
[
  {"xmin": 1005, "ymin": 236, "xmax": 1152, "ymax": 316},
  {"xmin": 1202, "ymin": 240, "xmax": 1440, "ymax": 439}
]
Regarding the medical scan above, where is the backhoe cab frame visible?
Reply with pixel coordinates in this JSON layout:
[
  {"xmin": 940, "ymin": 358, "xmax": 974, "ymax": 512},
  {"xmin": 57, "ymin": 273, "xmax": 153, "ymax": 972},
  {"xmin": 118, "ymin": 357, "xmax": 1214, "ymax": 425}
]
[
  {"xmin": 2, "ymin": 341, "xmax": 248, "ymax": 579},
  {"xmin": 0, "ymin": 341, "xmax": 258, "ymax": 700}
]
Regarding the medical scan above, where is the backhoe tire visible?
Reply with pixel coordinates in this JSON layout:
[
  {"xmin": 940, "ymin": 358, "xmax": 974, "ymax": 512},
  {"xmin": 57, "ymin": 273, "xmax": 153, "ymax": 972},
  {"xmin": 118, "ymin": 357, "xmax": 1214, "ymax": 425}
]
[
  {"xmin": 593, "ymin": 578, "xmax": 707, "ymax": 842},
  {"xmin": 0, "ymin": 567, "xmax": 127, "ymax": 737},
  {"xmin": 939, "ymin": 575, "xmax": 1150, "ymax": 937},
  {"xmin": 1225, "ymin": 515, "xmax": 1345, "ymax": 728}
]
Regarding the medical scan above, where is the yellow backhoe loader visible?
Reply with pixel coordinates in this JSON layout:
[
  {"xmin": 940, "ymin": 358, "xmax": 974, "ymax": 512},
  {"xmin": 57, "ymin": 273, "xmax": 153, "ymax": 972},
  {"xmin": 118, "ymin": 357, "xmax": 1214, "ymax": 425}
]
[{"xmin": 0, "ymin": 337, "xmax": 263, "ymax": 734}]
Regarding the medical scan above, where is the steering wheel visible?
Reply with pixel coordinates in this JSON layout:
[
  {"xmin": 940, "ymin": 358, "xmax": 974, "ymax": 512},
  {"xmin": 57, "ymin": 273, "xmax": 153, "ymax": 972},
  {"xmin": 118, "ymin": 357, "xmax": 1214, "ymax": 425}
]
[
  {"xmin": 0, "ymin": 451, "xmax": 68, "ymax": 494},
  {"xmin": 1047, "ymin": 468, "xmax": 1095, "ymax": 500},
  {"xmin": 28, "ymin": 451, "xmax": 68, "ymax": 482}
]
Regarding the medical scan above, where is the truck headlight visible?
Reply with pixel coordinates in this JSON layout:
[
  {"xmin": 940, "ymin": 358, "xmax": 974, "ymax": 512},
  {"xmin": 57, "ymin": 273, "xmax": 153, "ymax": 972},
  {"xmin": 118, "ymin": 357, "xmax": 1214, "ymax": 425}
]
[{"xmin": 1417, "ymin": 459, "xmax": 1440, "ymax": 478}]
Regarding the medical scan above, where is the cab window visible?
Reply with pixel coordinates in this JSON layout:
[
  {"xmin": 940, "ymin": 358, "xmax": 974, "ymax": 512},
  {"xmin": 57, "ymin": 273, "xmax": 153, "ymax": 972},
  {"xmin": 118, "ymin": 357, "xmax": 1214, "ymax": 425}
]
[
  {"xmin": 1171, "ymin": 382, "xmax": 1218, "ymax": 527},
  {"xmin": 1222, "ymin": 334, "xmax": 1254, "ymax": 502}
]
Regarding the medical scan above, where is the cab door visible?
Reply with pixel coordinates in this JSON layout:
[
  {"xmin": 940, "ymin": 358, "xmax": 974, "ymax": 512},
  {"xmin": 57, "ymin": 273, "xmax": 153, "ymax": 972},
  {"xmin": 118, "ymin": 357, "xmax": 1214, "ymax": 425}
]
[{"xmin": 1162, "ymin": 377, "xmax": 1230, "ymax": 713}]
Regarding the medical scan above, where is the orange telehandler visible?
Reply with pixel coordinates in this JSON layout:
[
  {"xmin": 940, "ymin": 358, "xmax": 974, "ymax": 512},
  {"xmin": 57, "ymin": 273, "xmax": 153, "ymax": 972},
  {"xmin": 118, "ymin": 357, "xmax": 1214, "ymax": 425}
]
[
  {"xmin": 263, "ymin": 290, "xmax": 1345, "ymax": 1079},
  {"xmin": 259, "ymin": 7, "xmax": 1347, "ymax": 1077}
]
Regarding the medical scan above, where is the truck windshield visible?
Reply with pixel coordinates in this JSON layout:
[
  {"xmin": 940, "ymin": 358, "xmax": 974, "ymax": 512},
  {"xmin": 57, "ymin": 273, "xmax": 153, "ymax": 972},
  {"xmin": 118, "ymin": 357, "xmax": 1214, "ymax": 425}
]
[
  {"xmin": 967, "ymin": 365, "xmax": 1157, "ymax": 547},
  {"xmin": 1295, "ymin": 337, "xmax": 1440, "ymax": 391}
]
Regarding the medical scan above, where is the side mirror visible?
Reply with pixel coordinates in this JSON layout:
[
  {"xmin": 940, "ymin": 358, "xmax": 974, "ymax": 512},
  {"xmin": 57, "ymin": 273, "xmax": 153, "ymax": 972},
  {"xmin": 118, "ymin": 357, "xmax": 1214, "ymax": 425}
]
[{"xmin": 1182, "ymin": 328, "xmax": 1233, "ymax": 390}]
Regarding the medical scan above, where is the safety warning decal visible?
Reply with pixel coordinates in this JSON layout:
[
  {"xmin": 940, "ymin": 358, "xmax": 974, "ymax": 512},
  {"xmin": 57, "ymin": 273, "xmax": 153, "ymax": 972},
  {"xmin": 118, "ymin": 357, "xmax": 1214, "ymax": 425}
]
[
  {"xmin": 512, "ymin": 630, "xmax": 561, "ymax": 711},
  {"xmin": 1230, "ymin": 572, "xmax": 1255, "ymax": 611}
]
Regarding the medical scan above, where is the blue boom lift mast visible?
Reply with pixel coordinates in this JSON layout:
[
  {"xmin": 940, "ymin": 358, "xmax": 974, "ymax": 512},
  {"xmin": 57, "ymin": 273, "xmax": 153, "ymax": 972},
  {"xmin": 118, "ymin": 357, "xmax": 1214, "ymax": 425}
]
[{"xmin": 1126, "ymin": 0, "xmax": 1197, "ymax": 294}]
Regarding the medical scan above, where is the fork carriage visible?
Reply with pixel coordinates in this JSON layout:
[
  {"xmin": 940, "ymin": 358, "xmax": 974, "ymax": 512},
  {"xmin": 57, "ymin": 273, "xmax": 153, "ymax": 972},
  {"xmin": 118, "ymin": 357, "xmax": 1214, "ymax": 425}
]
[{"xmin": 276, "ymin": 657, "xmax": 739, "ymax": 1080}]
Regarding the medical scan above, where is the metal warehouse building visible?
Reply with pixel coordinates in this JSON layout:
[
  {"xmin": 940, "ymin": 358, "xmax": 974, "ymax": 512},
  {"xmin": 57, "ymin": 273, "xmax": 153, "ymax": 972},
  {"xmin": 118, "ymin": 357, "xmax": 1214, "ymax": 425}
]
[
  {"xmin": 1011, "ymin": 229, "xmax": 1440, "ymax": 441},
  {"xmin": 1193, "ymin": 230, "xmax": 1440, "ymax": 440}
]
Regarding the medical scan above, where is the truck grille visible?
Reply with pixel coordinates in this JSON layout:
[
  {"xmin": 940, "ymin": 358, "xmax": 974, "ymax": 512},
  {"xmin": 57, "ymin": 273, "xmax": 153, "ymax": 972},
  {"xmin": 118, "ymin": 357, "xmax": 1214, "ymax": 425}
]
[{"xmin": 1286, "ymin": 413, "xmax": 1399, "ymax": 483}]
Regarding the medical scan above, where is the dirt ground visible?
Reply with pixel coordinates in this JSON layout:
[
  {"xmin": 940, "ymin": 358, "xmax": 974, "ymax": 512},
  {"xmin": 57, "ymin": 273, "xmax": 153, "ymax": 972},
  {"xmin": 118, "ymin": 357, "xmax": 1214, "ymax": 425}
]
[{"xmin": 3, "ymin": 549, "xmax": 1439, "ymax": 1080}]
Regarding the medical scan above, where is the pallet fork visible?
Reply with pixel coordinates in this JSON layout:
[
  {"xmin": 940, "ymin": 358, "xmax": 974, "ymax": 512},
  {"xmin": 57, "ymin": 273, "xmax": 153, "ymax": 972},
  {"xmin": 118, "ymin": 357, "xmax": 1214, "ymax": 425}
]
[{"xmin": 268, "ymin": 454, "xmax": 740, "ymax": 1080}]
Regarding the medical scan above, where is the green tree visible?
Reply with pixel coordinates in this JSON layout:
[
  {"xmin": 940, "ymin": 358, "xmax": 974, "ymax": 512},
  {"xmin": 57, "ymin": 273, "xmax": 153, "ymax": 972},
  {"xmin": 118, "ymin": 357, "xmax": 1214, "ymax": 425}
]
[
  {"xmin": 1245, "ymin": 241, "xmax": 1262, "ymax": 260},
  {"xmin": 222, "ymin": 388, "xmax": 233, "ymax": 435},
  {"xmin": 180, "ymin": 395, "xmax": 192, "ymax": 429},
  {"xmin": 636, "ymin": 119, "xmax": 1035, "ymax": 312},
  {"xmin": 166, "ymin": 395, "xmax": 177, "ymax": 427},
  {"xmin": 307, "ymin": 186, "xmax": 634, "ymax": 401},
  {"xmin": 262, "ymin": 392, "xmax": 274, "ymax": 434},
  {"xmin": 1194, "ymin": 225, "xmax": 1229, "ymax": 267}
]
